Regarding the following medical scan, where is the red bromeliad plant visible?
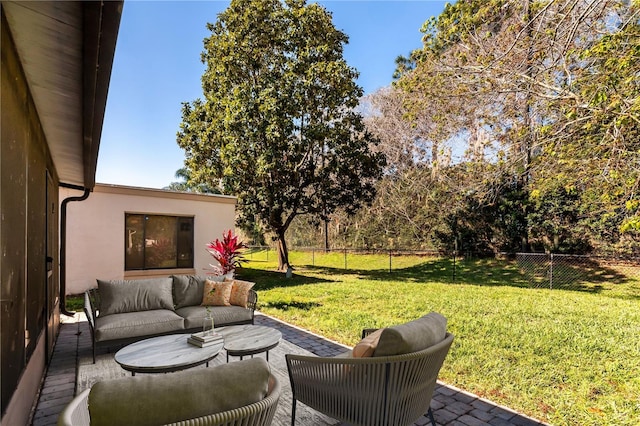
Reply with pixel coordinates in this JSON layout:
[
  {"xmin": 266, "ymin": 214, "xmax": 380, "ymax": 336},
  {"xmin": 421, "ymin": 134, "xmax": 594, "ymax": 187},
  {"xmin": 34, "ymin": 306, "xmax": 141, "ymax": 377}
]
[{"xmin": 206, "ymin": 230, "xmax": 247, "ymax": 275}]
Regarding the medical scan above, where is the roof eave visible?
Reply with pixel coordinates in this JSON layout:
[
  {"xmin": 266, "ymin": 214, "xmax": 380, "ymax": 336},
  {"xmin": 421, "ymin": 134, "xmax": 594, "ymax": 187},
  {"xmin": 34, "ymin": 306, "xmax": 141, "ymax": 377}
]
[{"xmin": 82, "ymin": 1, "xmax": 124, "ymax": 189}]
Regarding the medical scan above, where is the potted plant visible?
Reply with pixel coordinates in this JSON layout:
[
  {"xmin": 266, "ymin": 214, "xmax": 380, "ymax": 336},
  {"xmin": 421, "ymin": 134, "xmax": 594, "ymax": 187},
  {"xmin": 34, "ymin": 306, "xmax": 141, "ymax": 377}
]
[{"xmin": 206, "ymin": 230, "xmax": 247, "ymax": 278}]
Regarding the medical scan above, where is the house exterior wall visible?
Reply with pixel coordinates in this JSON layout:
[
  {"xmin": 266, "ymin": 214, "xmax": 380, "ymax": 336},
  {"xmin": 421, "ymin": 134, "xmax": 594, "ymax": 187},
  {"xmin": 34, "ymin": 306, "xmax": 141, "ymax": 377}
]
[
  {"xmin": 60, "ymin": 184, "xmax": 237, "ymax": 295},
  {"xmin": 1, "ymin": 9, "xmax": 59, "ymax": 423}
]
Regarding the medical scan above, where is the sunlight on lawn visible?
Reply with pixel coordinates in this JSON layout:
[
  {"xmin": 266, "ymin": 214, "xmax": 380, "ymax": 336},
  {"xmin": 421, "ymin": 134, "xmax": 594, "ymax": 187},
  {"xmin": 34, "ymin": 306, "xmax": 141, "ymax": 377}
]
[{"xmin": 239, "ymin": 250, "xmax": 640, "ymax": 426}]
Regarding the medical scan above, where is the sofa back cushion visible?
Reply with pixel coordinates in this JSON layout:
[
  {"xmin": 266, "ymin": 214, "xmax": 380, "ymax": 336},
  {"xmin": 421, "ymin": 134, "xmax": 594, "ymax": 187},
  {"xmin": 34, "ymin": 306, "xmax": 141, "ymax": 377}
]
[
  {"xmin": 97, "ymin": 278, "xmax": 174, "ymax": 316},
  {"xmin": 172, "ymin": 275, "xmax": 224, "ymax": 309},
  {"xmin": 374, "ymin": 312, "xmax": 447, "ymax": 357},
  {"xmin": 88, "ymin": 357, "xmax": 271, "ymax": 426}
]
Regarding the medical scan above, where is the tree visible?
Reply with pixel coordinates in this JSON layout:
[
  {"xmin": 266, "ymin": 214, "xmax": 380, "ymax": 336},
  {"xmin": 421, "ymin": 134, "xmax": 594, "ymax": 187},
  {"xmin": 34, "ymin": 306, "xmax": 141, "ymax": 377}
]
[
  {"xmin": 177, "ymin": 0, "xmax": 385, "ymax": 270},
  {"xmin": 164, "ymin": 168, "xmax": 220, "ymax": 194},
  {"xmin": 393, "ymin": 0, "xmax": 639, "ymax": 254},
  {"xmin": 363, "ymin": 87, "xmax": 430, "ymax": 173},
  {"xmin": 532, "ymin": 11, "xmax": 640, "ymax": 254}
]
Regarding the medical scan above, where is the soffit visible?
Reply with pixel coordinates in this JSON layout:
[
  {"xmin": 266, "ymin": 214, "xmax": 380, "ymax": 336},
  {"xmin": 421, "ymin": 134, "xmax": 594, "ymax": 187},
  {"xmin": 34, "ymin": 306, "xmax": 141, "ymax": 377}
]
[{"xmin": 3, "ymin": 1, "xmax": 122, "ymax": 188}]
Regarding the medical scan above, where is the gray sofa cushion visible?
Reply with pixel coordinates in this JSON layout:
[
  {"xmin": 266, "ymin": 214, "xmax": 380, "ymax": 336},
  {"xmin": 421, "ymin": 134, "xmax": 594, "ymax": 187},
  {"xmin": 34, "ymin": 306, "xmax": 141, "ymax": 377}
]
[
  {"xmin": 176, "ymin": 305, "xmax": 253, "ymax": 329},
  {"xmin": 172, "ymin": 275, "xmax": 224, "ymax": 309},
  {"xmin": 88, "ymin": 357, "xmax": 270, "ymax": 426},
  {"xmin": 97, "ymin": 278, "xmax": 174, "ymax": 316},
  {"xmin": 94, "ymin": 310, "xmax": 184, "ymax": 342},
  {"xmin": 374, "ymin": 312, "xmax": 447, "ymax": 357}
]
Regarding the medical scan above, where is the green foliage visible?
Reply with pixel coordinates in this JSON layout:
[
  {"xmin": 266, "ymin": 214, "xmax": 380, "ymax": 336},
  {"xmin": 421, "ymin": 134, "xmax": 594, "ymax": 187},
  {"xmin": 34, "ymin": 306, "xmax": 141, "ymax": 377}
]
[
  {"xmin": 419, "ymin": 0, "xmax": 510, "ymax": 55},
  {"xmin": 64, "ymin": 295, "xmax": 83, "ymax": 312},
  {"xmin": 286, "ymin": 164, "xmax": 534, "ymax": 255},
  {"xmin": 535, "ymin": 18, "xmax": 640, "ymax": 250},
  {"xmin": 354, "ymin": 0, "xmax": 640, "ymax": 256},
  {"xmin": 426, "ymin": 172, "xmax": 531, "ymax": 255},
  {"xmin": 164, "ymin": 168, "xmax": 220, "ymax": 193},
  {"xmin": 527, "ymin": 185, "xmax": 592, "ymax": 253},
  {"xmin": 177, "ymin": 0, "xmax": 385, "ymax": 269}
]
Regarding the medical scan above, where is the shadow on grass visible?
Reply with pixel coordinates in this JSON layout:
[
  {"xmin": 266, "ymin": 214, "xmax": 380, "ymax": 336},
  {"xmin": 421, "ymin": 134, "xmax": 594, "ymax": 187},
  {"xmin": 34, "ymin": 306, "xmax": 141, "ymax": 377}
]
[
  {"xmin": 235, "ymin": 267, "xmax": 335, "ymax": 291},
  {"xmin": 295, "ymin": 257, "xmax": 637, "ymax": 295},
  {"xmin": 301, "ymin": 259, "xmax": 530, "ymax": 288},
  {"xmin": 261, "ymin": 301, "xmax": 322, "ymax": 310},
  {"xmin": 515, "ymin": 256, "xmax": 634, "ymax": 294}
]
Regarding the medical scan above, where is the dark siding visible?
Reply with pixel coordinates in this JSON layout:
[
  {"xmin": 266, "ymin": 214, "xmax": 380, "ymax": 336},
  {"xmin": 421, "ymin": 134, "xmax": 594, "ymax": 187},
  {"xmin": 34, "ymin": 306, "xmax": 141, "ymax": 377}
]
[{"xmin": 1, "ymin": 8, "xmax": 59, "ymax": 414}]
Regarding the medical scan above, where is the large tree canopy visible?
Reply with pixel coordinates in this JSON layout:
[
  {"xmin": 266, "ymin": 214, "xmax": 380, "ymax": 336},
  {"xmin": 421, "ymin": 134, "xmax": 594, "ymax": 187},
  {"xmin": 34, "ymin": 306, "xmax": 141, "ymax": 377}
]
[
  {"xmin": 177, "ymin": 0, "xmax": 385, "ymax": 270},
  {"xmin": 285, "ymin": 0, "xmax": 640, "ymax": 256},
  {"xmin": 390, "ymin": 0, "xmax": 640, "ymax": 254}
]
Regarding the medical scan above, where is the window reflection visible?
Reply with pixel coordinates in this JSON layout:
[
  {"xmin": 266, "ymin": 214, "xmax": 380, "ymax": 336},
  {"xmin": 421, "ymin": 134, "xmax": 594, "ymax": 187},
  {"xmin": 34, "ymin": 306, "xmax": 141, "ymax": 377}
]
[{"xmin": 125, "ymin": 214, "xmax": 194, "ymax": 270}]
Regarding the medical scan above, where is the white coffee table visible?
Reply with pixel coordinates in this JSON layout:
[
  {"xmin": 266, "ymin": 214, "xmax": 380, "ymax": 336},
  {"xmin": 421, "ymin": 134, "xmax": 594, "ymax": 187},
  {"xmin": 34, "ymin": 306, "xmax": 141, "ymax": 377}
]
[
  {"xmin": 114, "ymin": 334, "xmax": 223, "ymax": 376},
  {"xmin": 217, "ymin": 325, "xmax": 282, "ymax": 362}
]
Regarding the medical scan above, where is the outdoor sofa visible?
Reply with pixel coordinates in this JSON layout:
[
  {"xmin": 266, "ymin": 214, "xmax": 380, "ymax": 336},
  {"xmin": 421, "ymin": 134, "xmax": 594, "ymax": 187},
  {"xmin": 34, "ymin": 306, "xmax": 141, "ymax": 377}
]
[
  {"xmin": 84, "ymin": 275, "xmax": 257, "ymax": 362},
  {"xmin": 286, "ymin": 312, "xmax": 453, "ymax": 426},
  {"xmin": 57, "ymin": 357, "xmax": 281, "ymax": 426}
]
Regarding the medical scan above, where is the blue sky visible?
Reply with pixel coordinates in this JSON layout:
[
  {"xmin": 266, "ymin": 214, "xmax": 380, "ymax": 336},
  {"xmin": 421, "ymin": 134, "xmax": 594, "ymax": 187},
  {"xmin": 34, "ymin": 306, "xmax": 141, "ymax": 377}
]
[{"xmin": 97, "ymin": 1, "xmax": 448, "ymax": 189}]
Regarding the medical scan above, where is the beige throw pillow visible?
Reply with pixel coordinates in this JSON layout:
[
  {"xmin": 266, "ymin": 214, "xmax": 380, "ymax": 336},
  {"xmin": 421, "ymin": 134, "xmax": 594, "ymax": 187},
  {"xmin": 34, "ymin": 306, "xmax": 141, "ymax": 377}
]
[
  {"xmin": 352, "ymin": 328, "xmax": 384, "ymax": 358},
  {"xmin": 229, "ymin": 279, "xmax": 255, "ymax": 308},
  {"xmin": 172, "ymin": 275, "xmax": 224, "ymax": 309},
  {"xmin": 201, "ymin": 280, "xmax": 232, "ymax": 306}
]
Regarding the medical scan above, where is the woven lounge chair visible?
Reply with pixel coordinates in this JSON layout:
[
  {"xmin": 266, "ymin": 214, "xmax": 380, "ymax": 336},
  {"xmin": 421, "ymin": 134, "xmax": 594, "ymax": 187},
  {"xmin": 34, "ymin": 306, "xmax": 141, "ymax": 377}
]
[
  {"xmin": 286, "ymin": 313, "xmax": 453, "ymax": 426},
  {"xmin": 58, "ymin": 358, "xmax": 281, "ymax": 426}
]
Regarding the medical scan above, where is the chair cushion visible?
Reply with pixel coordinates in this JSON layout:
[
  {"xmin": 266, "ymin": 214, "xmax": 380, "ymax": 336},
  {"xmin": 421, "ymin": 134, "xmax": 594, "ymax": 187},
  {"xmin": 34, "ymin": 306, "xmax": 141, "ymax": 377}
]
[
  {"xmin": 202, "ymin": 280, "xmax": 232, "ymax": 306},
  {"xmin": 374, "ymin": 312, "xmax": 447, "ymax": 357},
  {"xmin": 88, "ymin": 357, "xmax": 270, "ymax": 426},
  {"xmin": 97, "ymin": 278, "xmax": 174, "ymax": 316},
  {"xmin": 352, "ymin": 328, "xmax": 384, "ymax": 358},
  {"xmin": 94, "ymin": 310, "xmax": 184, "ymax": 342},
  {"xmin": 228, "ymin": 279, "xmax": 255, "ymax": 308},
  {"xmin": 172, "ymin": 275, "xmax": 224, "ymax": 309},
  {"xmin": 176, "ymin": 305, "xmax": 253, "ymax": 329}
]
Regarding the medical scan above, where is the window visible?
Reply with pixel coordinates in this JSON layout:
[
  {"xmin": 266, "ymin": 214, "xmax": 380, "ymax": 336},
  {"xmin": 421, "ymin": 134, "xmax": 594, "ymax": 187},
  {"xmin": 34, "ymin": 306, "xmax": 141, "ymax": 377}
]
[{"xmin": 125, "ymin": 214, "xmax": 194, "ymax": 270}]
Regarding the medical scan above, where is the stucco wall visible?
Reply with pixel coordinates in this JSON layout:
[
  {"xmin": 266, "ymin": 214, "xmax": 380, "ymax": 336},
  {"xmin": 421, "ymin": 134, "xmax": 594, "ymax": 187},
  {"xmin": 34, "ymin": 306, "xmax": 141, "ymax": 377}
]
[{"xmin": 61, "ymin": 184, "xmax": 237, "ymax": 295}]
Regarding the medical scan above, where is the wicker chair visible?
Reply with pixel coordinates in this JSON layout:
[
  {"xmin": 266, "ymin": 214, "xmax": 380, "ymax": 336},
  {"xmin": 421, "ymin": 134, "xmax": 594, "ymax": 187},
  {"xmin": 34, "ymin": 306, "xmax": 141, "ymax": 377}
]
[
  {"xmin": 286, "ymin": 331, "xmax": 454, "ymax": 426},
  {"xmin": 58, "ymin": 359, "xmax": 281, "ymax": 426}
]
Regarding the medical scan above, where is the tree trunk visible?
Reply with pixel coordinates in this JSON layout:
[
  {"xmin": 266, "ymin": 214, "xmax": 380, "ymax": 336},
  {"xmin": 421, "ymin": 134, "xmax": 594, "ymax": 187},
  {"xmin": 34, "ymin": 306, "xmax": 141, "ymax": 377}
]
[
  {"xmin": 519, "ymin": 0, "xmax": 534, "ymax": 253},
  {"xmin": 276, "ymin": 229, "xmax": 290, "ymax": 271}
]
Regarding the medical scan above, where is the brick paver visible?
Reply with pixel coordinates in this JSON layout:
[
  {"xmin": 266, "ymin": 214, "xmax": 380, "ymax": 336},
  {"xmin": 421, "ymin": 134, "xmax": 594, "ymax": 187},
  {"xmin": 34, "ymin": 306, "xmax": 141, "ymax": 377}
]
[{"xmin": 30, "ymin": 312, "xmax": 550, "ymax": 426}]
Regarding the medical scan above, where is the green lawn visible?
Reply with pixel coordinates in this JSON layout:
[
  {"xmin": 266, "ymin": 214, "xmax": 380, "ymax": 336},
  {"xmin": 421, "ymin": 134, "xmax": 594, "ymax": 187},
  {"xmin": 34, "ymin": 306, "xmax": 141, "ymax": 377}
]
[{"xmin": 238, "ymin": 250, "xmax": 640, "ymax": 426}]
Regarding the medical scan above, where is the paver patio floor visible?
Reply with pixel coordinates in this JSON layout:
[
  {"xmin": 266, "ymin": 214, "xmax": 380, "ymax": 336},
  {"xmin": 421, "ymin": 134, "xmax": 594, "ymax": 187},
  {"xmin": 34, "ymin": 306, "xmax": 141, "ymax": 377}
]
[{"xmin": 31, "ymin": 312, "xmax": 549, "ymax": 426}]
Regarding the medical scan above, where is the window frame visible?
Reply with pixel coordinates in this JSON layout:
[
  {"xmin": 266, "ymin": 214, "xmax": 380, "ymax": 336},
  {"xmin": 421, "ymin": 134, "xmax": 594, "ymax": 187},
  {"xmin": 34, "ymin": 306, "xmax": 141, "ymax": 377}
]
[{"xmin": 124, "ymin": 213, "xmax": 194, "ymax": 271}]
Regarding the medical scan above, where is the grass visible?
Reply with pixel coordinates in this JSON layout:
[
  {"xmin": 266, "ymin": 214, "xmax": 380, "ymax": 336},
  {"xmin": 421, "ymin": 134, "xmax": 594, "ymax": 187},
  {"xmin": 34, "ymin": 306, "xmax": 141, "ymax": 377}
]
[
  {"xmin": 65, "ymin": 295, "xmax": 84, "ymax": 312},
  {"xmin": 238, "ymin": 250, "xmax": 640, "ymax": 426}
]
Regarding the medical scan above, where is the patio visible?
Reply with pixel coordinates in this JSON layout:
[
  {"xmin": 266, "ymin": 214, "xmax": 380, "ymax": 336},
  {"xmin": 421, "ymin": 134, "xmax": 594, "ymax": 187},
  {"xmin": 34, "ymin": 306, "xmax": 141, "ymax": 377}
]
[{"xmin": 31, "ymin": 312, "xmax": 548, "ymax": 426}]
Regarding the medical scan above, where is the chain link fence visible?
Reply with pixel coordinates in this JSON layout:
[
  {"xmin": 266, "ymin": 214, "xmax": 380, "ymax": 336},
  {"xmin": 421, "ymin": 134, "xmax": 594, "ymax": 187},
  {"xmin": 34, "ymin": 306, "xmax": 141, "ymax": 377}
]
[
  {"xmin": 247, "ymin": 245, "xmax": 442, "ymax": 272},
  {"xmin": 245, "ymin": 246, "xmax": 640, "ymax": 294},
  {"xmin": 514, "ymin": 253, "xmax": 640, "ymax": 291}
]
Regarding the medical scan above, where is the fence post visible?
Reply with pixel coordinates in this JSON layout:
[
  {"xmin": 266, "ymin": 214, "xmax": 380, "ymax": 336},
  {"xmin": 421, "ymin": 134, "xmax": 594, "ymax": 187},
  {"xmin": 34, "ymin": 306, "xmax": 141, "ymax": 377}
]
[
  {"xmin": 344, "ymin": 248, "xmax": 347, "ymax": 270},
  {"xmin": 389, "ymin": 249, "xmax": 392, "ymax": 273},
  {"xmin": 312, "ymin": 248, "xmax": 315, "ymax": 266},
  {"xmin": 549, "ymin": 253, "xmax": 553, "ymax": 290}
]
